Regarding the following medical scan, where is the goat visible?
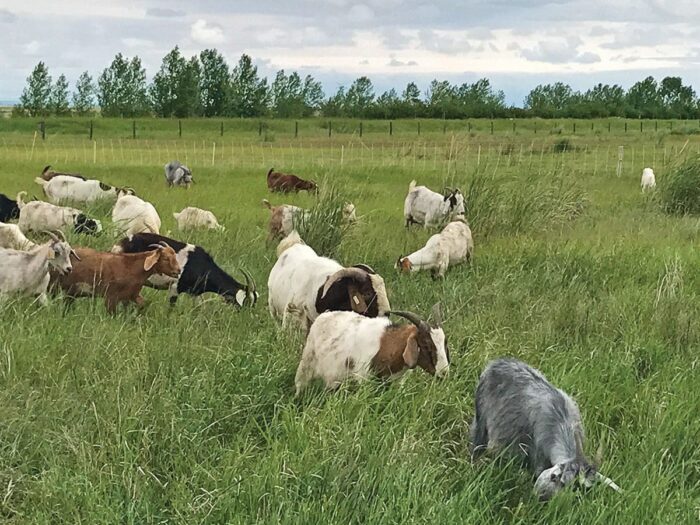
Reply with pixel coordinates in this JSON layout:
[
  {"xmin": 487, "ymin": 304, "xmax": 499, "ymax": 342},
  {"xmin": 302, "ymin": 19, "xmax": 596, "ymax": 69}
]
[
  {"xmin": 268, "ymin": 231, "xmax": 390, "ymax": 330},
  {"xmin": 51, "ymin": 242, "xmax": 180, "ymax": 313},
  {"xmin": 17, "ymin": 192, "xmax": 102, "ymax": 235},
  {"xmin": 112, "ymin": 233, "xmax": 257, "ymax": 307},
  {"xmin": 40, "ymin": 165, "xmax": 86, "ymax": 181},
  {"xmin": 164, "ymin": 161, "xmax": 194, "ymax": 187},
  {"xmin": 295, "ymin": 305, "xmax": 449, "ymax": 394},
  {"xmin": 0, "ymin": 222, "xmax": 38, "ymax": 250},
  {"xmin": 0, "ymin": 193, "xmax": 20, "ymax": 222},
  {"xmin": 471, "ymin": 358, "xmax": 622, "ymax": 500},
  {"xmin": 35, "ymin": 175, "xmax": 132, "ymax": 204},
  {"xmin": 262, "ymin": 199, "xmax": 357, "ymax": 240},
  {"xmin": 266, "ymin": 168, "xmax": 317, "ymax": 193},
  {"xmin": 396, "ymin": 220, "xmax": 473, "ymax": 278},
  {"xmin": 0, "ymin": 230, "xmax": 77, "ymax": 305},
  {"xmin": 112, "ymin": 193, "xmax": 161, "ymax": 237},
  {"xmin": 641, "ymin": 167, "xmax": 656, "ymax": 192},
  {"xmin": 173, "ymin": 207, "xmax": 224, "ymax": 231},
  {"xmin": 404, "ymin": 180, "xmax": 465, "ymax": 228}
]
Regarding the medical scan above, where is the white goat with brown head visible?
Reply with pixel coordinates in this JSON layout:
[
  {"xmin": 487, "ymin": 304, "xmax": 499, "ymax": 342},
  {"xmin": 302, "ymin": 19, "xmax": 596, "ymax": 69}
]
[{"xmin": 295, "ymin": 305, "xmax": 449, "ymax": 394}]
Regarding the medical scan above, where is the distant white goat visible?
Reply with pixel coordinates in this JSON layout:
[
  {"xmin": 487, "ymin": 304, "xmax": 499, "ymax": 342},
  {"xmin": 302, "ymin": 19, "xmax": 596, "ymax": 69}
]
[
  {"xmin": 112, "ymin": 193, "xmax": 161, "ymax": 237},
  {"xmin": 0, "ymin": 222, "xmax": 38, "ymax": 250},
  {"xmin": 641, "ymin": 167, "xmax": 656, "ymax": 192},
  {"xmin": 35, "ymin": 175, "xmax": 131, "ymax": 204},
  {"xmin": 17, "ymin": 192, "xmax": 102, "ymax": 235},
  {"xmin": 295, "ymin": 305, "xmax": 449, "ymax": 394},
  {"xmin": 404, "ymin": 180, "xmax": 465, "ymax": 228},
  {"xmin": 396, "ymin": 220, "xmax": 473, "ymax": 277},
  {"xmin": 173, "ymin": 207, "xmax": 224, "ymax": 231}
]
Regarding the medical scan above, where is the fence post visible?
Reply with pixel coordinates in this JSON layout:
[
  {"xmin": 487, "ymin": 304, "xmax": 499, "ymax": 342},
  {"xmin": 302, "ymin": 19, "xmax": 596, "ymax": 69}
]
[
  {"xmin": 608, "ymin": 122, "xmax": 611, "ymax": 133},
  {"xmin": 328, "ymin": 121, "xmax": 332, "ymax": 138},
  {"xmin": 591, "ymin": 122, "xmax": 594, "ymax": 131},
  {"xmin": 655, "ymin": 120, "xmax": 658, "ymax": 132},
  {"xmin": 295, "ymin": 121, "xmax": 298, "ymax": 138},
  {"xmin": 624, "ymin": 122, "xmax": 627, "ymax": 133},
  {"xmin": 512, "ymin": 121, "xmax": 516, "ymax": 133},
  {"xmin": 443, "ymin": 122, "xmax": 446, "ymax": 134},
  {"xmin": 468, "ymin": 121, "xmax": 471, "ymax": 133},
  {"xmin": 417, "ymin": 122, "xmax": 420, "ymax": 135},
  {"xmin": 534, "ymin": 121, "xmax": 537, "ymax": 134},
  {"xmin": 89, "ymin": 120, "xmax": 93, "ymax": 140},
  {"xmin": 132, "ymin": 121, "xmax": 136, "ymax": 139},
  {"xmin": 360, "ymin": 121, "xmax": 363, "ymax": 137},
  {"xmin": 220, "ymin": 122, "xmax": 224, "ymax": 137},
  {"xmin": 640, "ymin": 121, "xmax": 643, "ymax": 133},
  {"xmin": 573, "ymin": 122, "xmax": 576, "ymax": 134},
  {"xmin": 389, "ymin": 121, "xmax": 392, "ymax": 136},
  {"xmin": 40, "ymin": 121, "xmax": 45, "ymax": 140},
  {"xmin": 490, "ymin": 121, "xmax": 494, "ymax": 135},
  {"xmin": 616, "ymin": 146, "xmax": 624, "ymax": 177},
  {"xmin": 259, "ymin": 122, "xmax": 263, "ymax": 136},
  {"xmin": 670, "ymin": 121, "xmax": 673, "ymax": 131},
  {"xmin": 179, "ymin": 119, "xmax": 182, "ymax": 137}
]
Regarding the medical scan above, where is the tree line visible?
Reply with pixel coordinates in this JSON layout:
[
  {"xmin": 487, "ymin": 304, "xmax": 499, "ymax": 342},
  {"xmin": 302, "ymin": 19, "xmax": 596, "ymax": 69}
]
[{"xmin": 14, "ymin": 47, "xmax": 700, "ymax": 120}]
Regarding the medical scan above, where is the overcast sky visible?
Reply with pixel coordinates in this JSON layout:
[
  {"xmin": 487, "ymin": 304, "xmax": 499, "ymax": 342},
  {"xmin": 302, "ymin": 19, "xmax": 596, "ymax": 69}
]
[{"xmin": 1, "ymin": 0, "xmax": 699, "ymax": 105}]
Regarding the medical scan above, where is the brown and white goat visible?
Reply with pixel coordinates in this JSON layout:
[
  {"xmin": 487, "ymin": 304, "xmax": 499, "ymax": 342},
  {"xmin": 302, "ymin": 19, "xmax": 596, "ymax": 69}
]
[
  {"xmin": 294, "ymin": 306, "xmax": 450, "ymax": 394},
  {"xmin": 51, "ymin": 242, "xmax": 180, "ymax": 313},
  {"xmin": 266, "ymin": 168, "xmax": 317, "ymax": 193},
  {"xmin": 262, "ymin": 199, "xmax": 357, "ymax": 240}
]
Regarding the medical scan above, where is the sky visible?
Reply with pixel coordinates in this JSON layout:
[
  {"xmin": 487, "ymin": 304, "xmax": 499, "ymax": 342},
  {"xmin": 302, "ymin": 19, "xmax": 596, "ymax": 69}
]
[{"xmin": 1, "ymin": 0, "xmax": 699, "ymax": 106}]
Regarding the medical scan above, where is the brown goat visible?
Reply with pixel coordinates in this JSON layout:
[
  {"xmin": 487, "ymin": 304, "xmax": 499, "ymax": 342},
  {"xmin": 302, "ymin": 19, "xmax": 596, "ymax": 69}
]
[
  {"xmin": 41, "ymin": 165, "xmax": 86, "ymax": 181},
  {"xmin": 51, "ymin": 243, "xmax": 180, "ymax": 313},
  {"xmin": 266, "ymin": 168, "xmax": 317, "ymax": 193}
]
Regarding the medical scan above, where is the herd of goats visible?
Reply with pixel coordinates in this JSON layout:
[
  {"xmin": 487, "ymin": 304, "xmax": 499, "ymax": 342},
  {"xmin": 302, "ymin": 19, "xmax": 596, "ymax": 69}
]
[{"xmin": 0, "ymin": 160, "xmax": 627, "ymax": 501}]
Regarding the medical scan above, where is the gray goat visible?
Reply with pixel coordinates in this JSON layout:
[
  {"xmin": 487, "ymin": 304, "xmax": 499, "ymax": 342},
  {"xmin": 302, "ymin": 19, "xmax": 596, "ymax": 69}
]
[
  {"xmin": 164, "ymin": 161, "xmax": 194, "ymax": 187},
  {"xmin": 471, "ymin": 358, "xmax": 621, "ymax": 500}
]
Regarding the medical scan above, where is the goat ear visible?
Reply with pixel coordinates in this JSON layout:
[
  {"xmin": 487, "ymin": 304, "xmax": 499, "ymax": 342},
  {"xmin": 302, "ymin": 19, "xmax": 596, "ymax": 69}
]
[
  {"xmin": 46, "ymin": 245, "xmax": 56, "ymax": 260},
  {"xmin": 143, "ymin": 250, "xmax": 160, "ymax": 271},
  {"xmin": 402, "ymin": 334, "xmax": 420, "ymax": 368},
  {"xmin": 347, "ymin": 283, "xmax": 369, "ymax": 314}
]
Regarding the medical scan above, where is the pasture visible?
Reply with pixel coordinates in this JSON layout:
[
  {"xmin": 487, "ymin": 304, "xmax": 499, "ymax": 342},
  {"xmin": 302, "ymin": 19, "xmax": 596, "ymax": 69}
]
[{"xmin": 0, "ymin": 119, "xmax": 699, "ymax": 523}]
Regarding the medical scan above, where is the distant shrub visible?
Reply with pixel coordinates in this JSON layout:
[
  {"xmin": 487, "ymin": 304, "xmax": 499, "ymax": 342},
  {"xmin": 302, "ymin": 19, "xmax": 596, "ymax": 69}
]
[
  {"xmin": 552, "ymin": 138, "xmax": 573, "ymax": 153},
  {"xmin": 295, "ymin": 182, "xmax": 350, "ymax": 258},
  {"xmin": 660, "ymin": 155, "xmax": 700, "ymax": 215},
  {"xmin": 669, "ymin": 127, "xmax": 700, "ymax": 136}
]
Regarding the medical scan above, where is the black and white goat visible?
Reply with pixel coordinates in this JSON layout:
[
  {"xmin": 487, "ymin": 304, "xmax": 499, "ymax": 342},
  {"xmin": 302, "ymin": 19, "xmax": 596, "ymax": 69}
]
[
  {"xmin": 112, "ymin": 232, "xmax": 257, "ymax": 307},
  {"xmin": 471, "ymin": 358, "xmax": 622, "ymax": 500},
  {"xmin": 404, "ymin": 180, "xmax": 465, "ymax": 228},
  {"xmin": 0, "ymin": 193, "xmax": 20, "ymax": 222}
]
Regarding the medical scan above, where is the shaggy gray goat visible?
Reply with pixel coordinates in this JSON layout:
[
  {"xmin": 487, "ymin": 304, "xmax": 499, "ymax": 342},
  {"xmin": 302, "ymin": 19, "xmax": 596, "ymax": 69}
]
[
  {"xmin": 164, "ymin": 161, "xmax": 194, "ymax": 187},
  {"xmin": 471, "ymin": 358, "xmax": 621, "ymax": 500}
]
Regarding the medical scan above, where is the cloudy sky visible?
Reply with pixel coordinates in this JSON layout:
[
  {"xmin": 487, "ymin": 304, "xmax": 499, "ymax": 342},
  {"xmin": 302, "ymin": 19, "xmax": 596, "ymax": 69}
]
[{"xmin": 1, "ymin": 0, "xmax": 699, "ymax": 105}]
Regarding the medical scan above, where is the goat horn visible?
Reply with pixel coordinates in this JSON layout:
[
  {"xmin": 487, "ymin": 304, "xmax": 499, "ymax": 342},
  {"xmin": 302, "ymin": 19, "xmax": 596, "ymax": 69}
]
[
  {"xmin": 54, "ymin": 230, "xmax": 67, "ymax": 242},
  {"xmin": 147, "ymin": 244, "xmax": 163, "ymax": 250},
  {"xmin": 42, "ymin": 230, "xmax": 60, "ymax": 242},
  {"xmin": 321, "ymin": 267, "xmax": 369, "ymax": 298},
  {"xmin": 241, "ymin": 268, "xmax": 256, "ymax": 302},
  {"xmin": 158, "ymin": 241, "xmax": 170, "ymax": 248},
  {"xmin": 574, "ymin": 431, "xmax": 585, "ymax": 459},
  {"xmin": 596, "ymin": 473, "xmax": 623, "ymax": 493},
  {"xmin": 389, "ymin": 310, "xmax": 430, "ymax": 332},
  {"xmin": 70, "ymin": 249, "xmax": 81, "ymax": 261}
]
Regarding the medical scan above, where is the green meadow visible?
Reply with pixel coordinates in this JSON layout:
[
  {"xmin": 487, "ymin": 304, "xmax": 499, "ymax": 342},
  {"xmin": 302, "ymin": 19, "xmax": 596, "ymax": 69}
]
[{"xmin": 0, "ymin": 118, "xmax": 698, "ymax": 523}]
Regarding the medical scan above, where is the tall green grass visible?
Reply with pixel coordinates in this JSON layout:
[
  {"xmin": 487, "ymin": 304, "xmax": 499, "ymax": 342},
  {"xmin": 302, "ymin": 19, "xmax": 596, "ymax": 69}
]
[{"xmin": 0, "ymin": 128, "xmax": 698, "ymax": 523}]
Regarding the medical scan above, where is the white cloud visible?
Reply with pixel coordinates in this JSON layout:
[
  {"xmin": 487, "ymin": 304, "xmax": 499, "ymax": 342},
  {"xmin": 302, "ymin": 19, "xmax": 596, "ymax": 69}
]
[
  {"xmin": 190, "ymin": 19, "xmax": 225, "ymax": 46},
  {"xmin": 23, "ymin": 40, "xmax": 40, "ymax": 55}
]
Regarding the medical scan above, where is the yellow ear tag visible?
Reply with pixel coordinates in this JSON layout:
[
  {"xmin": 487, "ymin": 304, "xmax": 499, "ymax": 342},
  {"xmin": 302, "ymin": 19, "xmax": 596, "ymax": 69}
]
[{"xmin": 353, "ymin": 295, "xmax": 360, "ymax": 305}]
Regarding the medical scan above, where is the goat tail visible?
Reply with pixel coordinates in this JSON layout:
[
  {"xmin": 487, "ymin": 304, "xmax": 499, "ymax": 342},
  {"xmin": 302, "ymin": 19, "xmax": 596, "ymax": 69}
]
[
  {"xmin": 408, "ymin": 179, "xmax": 417, "ymax": 192},
  {"xmin": 261, "ymin": 198, "xmax": 272, "ymax": 209},
  {"xmin": 34, "ymin": 176, "xmax": 48, "ymax": 189},
  {"xmin": 16, "ymin": 191, "xmax": 27, "ymax": 209}
]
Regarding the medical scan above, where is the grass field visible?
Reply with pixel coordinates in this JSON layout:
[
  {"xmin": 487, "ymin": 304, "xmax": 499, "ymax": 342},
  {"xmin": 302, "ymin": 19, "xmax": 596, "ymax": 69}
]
[{"xmin": 0, "ymin": 119, "xmax": 699, "ymax": 523}]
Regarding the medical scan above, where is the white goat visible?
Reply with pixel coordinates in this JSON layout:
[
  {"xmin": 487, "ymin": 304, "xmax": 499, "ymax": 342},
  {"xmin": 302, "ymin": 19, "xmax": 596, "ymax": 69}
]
[
  {"xmin": 0, "ymin": 222, "xmax": 38, "ymax": 250},
  {"xmin": 0, "ymin": 231, "xmax": 76, "ymax": 305},
  {"xmin": 35, "ymin": 175, "xmax": 131, "ymax": 204},
  {"xmin": 268, "ymin": 231, "xmax": 390, "ymax": 329},
  {"xmin": 641, "ymin": 168, "xmax": 656, "ymax": 192},
  {"xmin": 404, "ymin": 180, "xmax": 465, "ymax": 228},
  {"xmin": 17, "ymin": 192, "xmax": 102, "ymax": 235},
  {"xmin": 112, "ymin": 194, "xmax": 161, "ymax": 237},
  {"xmin": 173, "ymin": 207, "xmax": 224, "ymax": 231},
  {"xmin": 295, "ymin": 306, "xmax": 449, "ymax": 394},
  {"xmin": 396, "ymin": 220, "xmax": 473, "ymax": 277},
  {"xmin": 262, "ymin": 200, "xmax": 357, "ymax": 240}
]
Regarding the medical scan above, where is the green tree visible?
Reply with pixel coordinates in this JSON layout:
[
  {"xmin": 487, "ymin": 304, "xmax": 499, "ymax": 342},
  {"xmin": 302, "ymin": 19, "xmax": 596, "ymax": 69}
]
[
  {"xmin": 658, "ymin": 76, "xmax": 696, "ymax": 118},
  {"xmin": 372, "ymin": 88, "xmax": 401, "ymax": 118},
  {"xmin": 18, "ymin": 62, "xmax": 52, "ymax": 116},
  {"xmin": 524, "ymin": 82, "xmax": 575, "ymax": 118},
  {"xmin": 271, "ymin": 70, "xmax": 305, "ymax": 118},
  {"xmin": 150, "ymin": 47, "xmax": 201, "ymax": 117},
  {"xmin": 625, "ymin": 76, "xmax": 661, "ymax": 118},
  {"xmin": 199, "ymin": 49, "xmax": 230, "ymax": 117},
  {"xmin": 302, "ymin": 75, "xmax": 324, "ymax": 116},
  {"xmin": 72, "ymin": 71, "xmax": 96, "ymax": 115},
  {"xmin": 426, "ymin": 80, "xmax": 457, "ymax": 118},
  {"xmin": 321, "ymin": 86, "xmax": 346, "ymax": 117},
  {"xmin": 228, "ymin": 54, "xmax": 269, "ymax": 117},
  {"xmin": 345, "ymin": 76, "xmax": 375, "ymax": 117},
  {"xmin": 50, "ymin": 74, "xmax": 70, "ymax": 115},
  {"xmin": 583, "ymin": 83, "xmax": 625, "ymax": 117},
  {"xmin": 402, "ymin": 82, "xmax": 423, "ymax": 116},
  {"xmin": 98, "ymin": 53, "xmax": 150, "ymax": 117},
  {"xmin": 457, "ymin": 78, "xmax": 506, "ymax": 117}
]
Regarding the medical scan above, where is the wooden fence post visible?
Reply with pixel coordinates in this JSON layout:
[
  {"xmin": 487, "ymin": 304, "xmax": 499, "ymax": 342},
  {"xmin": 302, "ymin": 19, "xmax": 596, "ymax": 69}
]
[
  {"xmin": 89, "ymin": 120, "xmax": 93, "ymax": 140},
  {"xmin": 389, "ymin": 121, "xmax": 393, "ymax": 136},
  {"xmin": 179, "ymin": 120, "xmax": 182, "ymax": 137},
  {"xmin": 220, "ymin": 122, "xmax": 224, "ymax": 136},
  {"xmin": 40, "ymin": 121, "xmax": 45, "ymax": 140},
  {"xmin": 132, "ymin": 121, "xmax": 136, "ymax": 139},
  {"xmin": 328, "ymin": 121, "xmax": 332, "ymax": 138},
  {"xmin": 295, "ymin": 121, "xmax": 298, "ymax": 138}
]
